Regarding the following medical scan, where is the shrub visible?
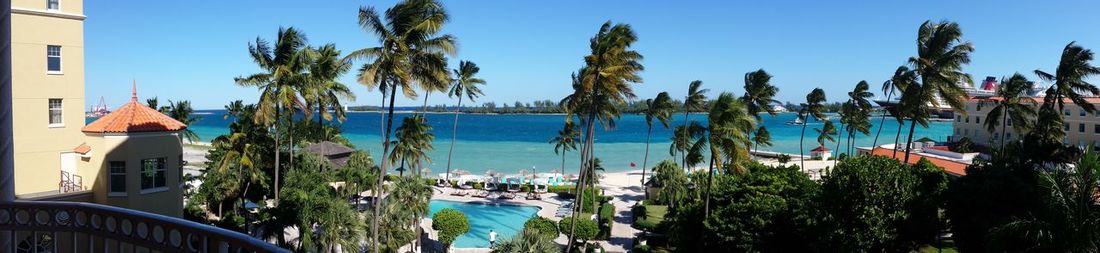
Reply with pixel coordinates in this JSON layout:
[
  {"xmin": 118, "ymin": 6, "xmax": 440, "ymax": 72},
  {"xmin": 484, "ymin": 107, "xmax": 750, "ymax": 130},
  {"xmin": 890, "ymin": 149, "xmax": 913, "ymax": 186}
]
[
  {"xmin": 777, "ymin": 154, "xmax": 791, "ymax": 164},
  {"xmin": 558, "ymin": 217, "xmax": 599, "ymax": 243},
  {"xmin": 548, "ymin": 185, "xmax": 575, "ymax": 194},
  {"xmin": 597, "ymin": 203, "xmax": 615, "ymax": 239},
  {"xmin": 432, "ymin": 208, "xmax": 470, "ymax": 248},
  {"xmin": 951, "ymin": 137, "xmax": 974, "ymax": 153},
  {"xmin": 633, "ymin": 244, "xmax": 652, "ymax": 253},
  {"xmin": 523, "ymin": 217, "xmax": 560, "ymax": 240}
]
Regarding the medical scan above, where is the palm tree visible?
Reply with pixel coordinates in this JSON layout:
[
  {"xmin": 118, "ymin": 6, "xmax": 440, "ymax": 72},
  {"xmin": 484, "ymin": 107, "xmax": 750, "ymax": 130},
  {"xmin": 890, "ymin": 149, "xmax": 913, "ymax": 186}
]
[
  {"xmin": 1034, "ymin": 42, "xmax": 1100, "ymax": 113},
  {"xmin": 550, "ymin": 122, "xmax": 580, "ymax": 183},
  {"xmin": 991, "ymin": 151, "xmax": 1100, "ymax": 252},
  {"xmin": 903, "ymin": 20, "xmax": 974, "ymax": 163},
  {"xmin": 385, "ymin": 176, "xmax": 433, "ymax": 252},
  {"xmin": 741, "ymin": 69, "xmax": 780, "ymax": 119},
  {"xmin": 752, "ymin": 126, "xmax": 772, "ymax": 155},
  {"xmin": 305, "ymin": 44, "xmax": 355, "ymax": 127},
  {"xmin": 346, "ymin": 1, "xmax": 456, "ymax": 249},
  {"xmin": 390, "ymin": 115, "xmax": 434, "ymax": 177},
  {"xmin": 816, "ymin": 120, "xmax": 838, "ymax": 157},
  {"xmin": 641, "ymin": 92, "xmax": 674, "ymax": 197},
  {"xmin": 984, "ymin": 73, "xmax": 1037, "ymax": 151},
  {"xmin": 491, "ymin": 228, "xmax": 561, "ymax": 253},
  {"xmin": 799, "ymin": 88, "xmax": 827, "ymax": 170},
  {"xmin": 445, "ymin": 60, "xmax": 486, "ymax": 184},
  {"xmin": 167, "ymin": 100, "xmax": 202, "ymax": 144},
  {"xmin": 844, "ymin": 81, "xmax": 873, "ymax": 156},
  {"xmin": 702, "ymin": 92, "xmax": 755, "ymax": 218},
  {"xmin": 235, "ymin": 27, "xmax": 311, "ymax": 203},
  {"xmin": 872, "ymin": 66, "xmax": 916, "ymax": 148},
  {"xmin": 677, "ymin": 80, "xmax": 708, "ymax": 167},
  {"xmin": 559, "ymin": 21, "xmax": 643, "ymax": 253}
]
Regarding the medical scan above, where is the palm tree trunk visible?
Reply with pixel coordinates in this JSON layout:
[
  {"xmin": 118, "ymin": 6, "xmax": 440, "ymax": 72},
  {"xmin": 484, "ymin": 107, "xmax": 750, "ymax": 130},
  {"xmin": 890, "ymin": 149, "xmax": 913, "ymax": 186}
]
[
  {"xmin": 834, "ymin": 131, "xmax": 843, "ymax": 167},
  {"xmin": 872, "ymin": 91, "xmax": 893, "ymax": 147},
  {"xmin": 372, "ymin": 79, "xmax": 398, "ymax": 253},
  {"xmin": 1000, "ymin": 112, "xmax": 1008, "ymax": 152},
  {"xmin": 567, "ymin": 111, "xmax": 597, "ymax": 253},
  {"xmin": 422, "ymin": 90, "xmax": 431, "ymax": 113},
  {"xmin": 704, "ymin": 155, "xmax": 714, "ymax": 218},
  {"xmin": 642, "ymin": 125, "xmax": 652, "ymax": 199},
  {"xmin": 445, "ymin": 96, "xmax": 462, "ymax": 185},
  {"xmin": 799, "ymin": 121, "xmax": 807, "ymax": 171},
  {"xmin": 893, "ymin": 120, "xmax": 902, "ymax": 158},
  {"xmin": 274, "ymin": 102, "xmax": 281, "ymax": 204},
  {"xmin": 903, "ymin": 118, "xmax": 918, "ymax": 164},
  {"xmin": 288, "ymin": 112, "xmax": 294, "ymax": 171}
]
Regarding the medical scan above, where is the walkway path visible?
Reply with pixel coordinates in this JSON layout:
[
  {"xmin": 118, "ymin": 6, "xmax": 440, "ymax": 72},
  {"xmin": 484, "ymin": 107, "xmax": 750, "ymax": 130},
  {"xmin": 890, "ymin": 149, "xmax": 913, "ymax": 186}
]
[{"xmin": 595, "ymin": 171, "xmax": 645, "ymax": 253}]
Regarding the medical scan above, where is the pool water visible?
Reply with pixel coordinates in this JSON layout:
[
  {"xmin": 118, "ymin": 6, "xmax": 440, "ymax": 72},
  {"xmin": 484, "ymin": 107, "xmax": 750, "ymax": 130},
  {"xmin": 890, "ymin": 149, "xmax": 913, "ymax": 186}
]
[{"xmin": 428, "ymin": 200, "xmax": 541, "ymax": 248}]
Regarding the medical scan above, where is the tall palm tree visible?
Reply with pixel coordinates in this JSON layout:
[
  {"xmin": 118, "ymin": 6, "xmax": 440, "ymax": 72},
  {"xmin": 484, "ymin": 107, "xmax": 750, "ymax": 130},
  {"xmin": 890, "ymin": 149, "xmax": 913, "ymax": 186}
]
[
  {"xmin": 490, "ymin": 227, "xmax": 560, "ymax": 253},
  {"xmin": 799, "ymin": 88, "xmax": 827, "ymax": 170},
  {"xmin": 984, "ymin": 73, "xmax": 1036, "ymax": 151},
  {"xmin": 445, "ymin": 61, "xmax": 486, "ymax": 184},
  {"xmin": 903, "ymin": 20, "xmax": 974, "ymax": 163},
  {"xmin": 550, "ymin": 122, "xmax": 580, "ymax": 179},
  {"xmin": 383, "ymin": 175, "xmax": 433, "ymax": 252},
  {"xmin": 752, "ymin": 126, "xmax": 772, "ymax": 155},
  {"xmin": 991, "ymin": 151, "xmax": 1100, "ymax": 252},
  {"xmin": 235, "ymin": 27, "xmax": 311, "ymax": 203},
  {"xmin": 1034, "ymin": 42, "xmax": 1100, "ymax": 113},
  {"xmin": 346, "ymin": 1, "xmax": 456, "ymax": 249},
  {"xmin": 702, "ymin": 92, "xmax": 755, "ymax": 218},
  {"xmin": 641, "ymin": 92, "xmax": 674, "ymax": 197},
  {"xmin": 845, "ymin": 81, "xmax": 874, "ymax": 156},
  {"xmin": 816, "ymin": 120, "xmax": 838, "ymax": 157},
  {"xmin": 678, "ymin": 80, "xmax": 708, "ymax": 168},
  {"xmin": 872, "ymin": 66, "xmax": 916, "ymax": 148},
  {"xmin": 559, "ymin": 21, "xmax": 643, "ymax": 253},
  {"xmin": 390, "ymin": 115, "xmax": 434, "ymax": 177},
  {"xmin": 305, "ymin": 44, "xmax": 355, "ymax": 127},
  {"xmin": 741, "ymin": 69, "xmax": 780, "ymax": 119}
]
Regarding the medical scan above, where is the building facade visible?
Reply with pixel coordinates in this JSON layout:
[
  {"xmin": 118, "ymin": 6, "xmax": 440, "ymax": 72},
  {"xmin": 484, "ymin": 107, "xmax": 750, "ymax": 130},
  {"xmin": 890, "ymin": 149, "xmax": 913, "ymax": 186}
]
[
  {"xmin": 952, "ymin": 97, "xmax": 1100, "ymax": 150},
  {"xmin": 9, "ymin": 0, "xmax": 185, "ymax": 217}
]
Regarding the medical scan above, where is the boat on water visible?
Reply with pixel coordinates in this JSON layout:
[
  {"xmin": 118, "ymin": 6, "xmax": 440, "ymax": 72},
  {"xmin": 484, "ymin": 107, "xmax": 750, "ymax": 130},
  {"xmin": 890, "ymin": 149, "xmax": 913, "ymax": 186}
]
[
  {"xmin": 85, "ymin": 96, "xmax": 110, "ymax": 118},
  {"xmin": 785, "ymin": 118, "xmax": 804, "ymax": 125}
]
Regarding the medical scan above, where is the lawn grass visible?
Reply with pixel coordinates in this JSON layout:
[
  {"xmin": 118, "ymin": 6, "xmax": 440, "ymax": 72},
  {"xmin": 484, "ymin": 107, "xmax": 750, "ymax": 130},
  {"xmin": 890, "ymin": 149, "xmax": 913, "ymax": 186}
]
[{"xmin": 644, "ymin": 205, "xmax": 668, "ymax": 222}]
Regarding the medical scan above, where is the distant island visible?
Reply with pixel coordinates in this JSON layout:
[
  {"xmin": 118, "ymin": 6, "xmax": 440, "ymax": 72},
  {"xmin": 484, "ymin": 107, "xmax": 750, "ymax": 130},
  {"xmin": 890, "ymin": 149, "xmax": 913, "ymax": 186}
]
[{"xmin": 347, "ymin": 99, "xmax": 849, "ymax": 115}]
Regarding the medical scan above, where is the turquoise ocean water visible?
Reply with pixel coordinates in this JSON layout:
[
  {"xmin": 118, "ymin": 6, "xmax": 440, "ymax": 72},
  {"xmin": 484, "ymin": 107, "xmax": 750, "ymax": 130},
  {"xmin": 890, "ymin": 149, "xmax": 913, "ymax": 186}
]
[
  {"xmin": 428, "ymin": 200, "xmax": 540, "ymax": 248},
  {"xmin": 105, "ymin": 110, "xmax": 952, "ymax": 175}
]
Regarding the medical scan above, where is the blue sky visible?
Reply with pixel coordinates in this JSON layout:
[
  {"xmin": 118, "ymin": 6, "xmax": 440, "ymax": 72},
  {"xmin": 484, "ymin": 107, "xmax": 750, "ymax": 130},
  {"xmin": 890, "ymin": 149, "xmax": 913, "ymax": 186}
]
[{"xmin": 85, "ymin": 0, "xmax": 1100, "ymax": 110}]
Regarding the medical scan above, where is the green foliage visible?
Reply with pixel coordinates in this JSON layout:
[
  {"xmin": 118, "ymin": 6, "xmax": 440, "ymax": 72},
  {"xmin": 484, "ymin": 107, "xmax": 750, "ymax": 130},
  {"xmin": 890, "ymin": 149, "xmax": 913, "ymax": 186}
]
[
  {"xmin": 559, "ymin": 217, "xmax": 599, "ymax": 242},
  {"xmin": 633, "ymin": 205, "xmax": 668, "ymax": 232},
  {"xmin": 490, "ymin": 227, "xmax": 561, "ymax": 253},
  {"xmin": 650, "ymin": 160, "xmax": 686, "ymax": 207},
  {"xmin": 597, "ymin": 203, "xmax": 615, "ymax": 239},
  {"xmin": 817, "ymin": 155, "xmax": 947, "ymax": 252},
  {"xmin": 950, "ymin": 137, "xmax": 974, "ymax": 153},
  {"xmin": 547, "ymin": 185, "xmax": 574, "ymax": 193},
  {"xmin": 523, "ymin": 217, "xmax": 560, "ymax": 240},
  {"xmin": 777, "ymin": 154, "xmax": 791, "ymax": 164},
  {"xmin": 274, "ymin": 154, "xmax": 363, "ymax": 252},
  {"xmin": 432, "ymin": 208, "xmax": 470, "ymax": 247}
]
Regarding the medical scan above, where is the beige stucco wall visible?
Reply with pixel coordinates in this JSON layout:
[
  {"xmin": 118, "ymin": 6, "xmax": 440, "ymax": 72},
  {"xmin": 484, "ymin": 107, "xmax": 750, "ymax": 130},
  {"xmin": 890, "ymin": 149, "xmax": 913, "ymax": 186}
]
[
  {"xmin": 87, "ymin": 132, "xmax": 185, "ymax": 217},
  {"xmin": 952, "ymin": 100, "xmax": 1100, "ymax": 149},
  {"xmin": 11, "ymin": 0, "xmax": 87, "ymax": 195}
]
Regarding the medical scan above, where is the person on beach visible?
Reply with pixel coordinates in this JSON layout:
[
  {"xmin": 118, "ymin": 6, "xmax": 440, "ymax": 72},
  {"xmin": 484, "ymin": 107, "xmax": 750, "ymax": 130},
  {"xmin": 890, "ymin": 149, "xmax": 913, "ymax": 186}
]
[{"xmin": 489, "ymin": 229, "xmax": 498, "ymax": 247}]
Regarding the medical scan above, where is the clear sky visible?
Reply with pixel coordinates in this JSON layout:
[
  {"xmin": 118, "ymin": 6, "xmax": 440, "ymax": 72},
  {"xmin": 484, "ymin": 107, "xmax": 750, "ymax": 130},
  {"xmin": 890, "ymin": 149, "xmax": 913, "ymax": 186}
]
[{"xmin": 85, "ymin": 0, "xmax": 1100, "ymax": 110}]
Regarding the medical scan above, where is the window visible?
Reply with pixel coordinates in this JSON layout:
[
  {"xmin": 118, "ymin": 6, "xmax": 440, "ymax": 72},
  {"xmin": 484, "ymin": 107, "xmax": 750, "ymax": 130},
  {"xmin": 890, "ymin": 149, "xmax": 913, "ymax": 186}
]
[
  {"xmin": 48, "ymin": 99, "xmax": 62, "ymax": 126},
  {"xmin": 1065, "ymin": 123, "xmax": 1070, "ymax": 131},
  {"xmin": 140, "ymin": 158, "xmax": 166, "ymax": 191},
  {"xmin": 1082, "ymin": 110, "xmax": 1087, "ymax": 117},
  {"xmin": 109, "ymin": 161, "xmax": 126, "ymax": 194},
  {"xmin": 1080, "ymin": 123, "xmax": 1086, "ymax": 133},
  {"xmin": 1096, "ymin": 124, "xmax": 1100, "ymax": 134},
  {"xmin": 46, "ymin": 45, "xmax": 61, "ymax": 73},
  {"xmin": 47, "ymin": 0, "xmax": 58, "ymax": 10},
  {"xmin": 1006, "ymin": 133, "xmax": 1012, "ymax": 140},
  {"xmin": 965, "ymin": 117, "xmax": 969, "ymax": 123},
  {"xmin": 964, "ymin": 129, "xmax": 969, "ymax": 136},
  {"xmin": 1007, "ymin": 119, "xmax": 1013, "ymax": 126},
  {"xmin": 1065, "ymin": 109, "xmax": 1071, "ymax": 116},
  {"xmin": 976, "ymin": 116, "xmax": 981, "ymax": 124},
  {"xmin": 956, "ymin": 115, "xmax": 961, "ymax": 122}
]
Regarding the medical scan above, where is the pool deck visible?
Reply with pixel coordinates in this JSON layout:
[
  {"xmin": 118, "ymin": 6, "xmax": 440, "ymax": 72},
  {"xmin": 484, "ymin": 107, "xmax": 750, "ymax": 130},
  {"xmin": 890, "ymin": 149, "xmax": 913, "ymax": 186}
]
[{"xmin": 427, "ymin": 187, "xmax": 571, "ymax": 253}]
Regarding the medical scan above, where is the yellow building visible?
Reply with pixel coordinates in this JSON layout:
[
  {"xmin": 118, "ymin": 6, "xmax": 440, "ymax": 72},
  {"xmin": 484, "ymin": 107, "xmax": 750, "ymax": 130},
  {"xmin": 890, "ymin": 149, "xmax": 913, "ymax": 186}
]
[
  {"xmin": 10, "ymin": 0, "xmax": 185, "ymax": 217},
  {"xmin": 952, "ymin": 96, "xmax": 1100, "ymax": 150}
]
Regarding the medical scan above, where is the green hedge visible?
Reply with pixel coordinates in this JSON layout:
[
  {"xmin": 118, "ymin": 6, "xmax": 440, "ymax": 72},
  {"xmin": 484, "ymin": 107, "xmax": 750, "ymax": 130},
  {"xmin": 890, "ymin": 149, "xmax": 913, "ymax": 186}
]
[
  {"xmin": 523, "ymin": 217, "xmax": 560, "ymax": 240},
  {"xmin": 548, "ymin": 185, "xmax": 575, "ymax": 193},
  {"xmin": 597, "ymin": 203, "xmax": 615, "ymax": 240}
]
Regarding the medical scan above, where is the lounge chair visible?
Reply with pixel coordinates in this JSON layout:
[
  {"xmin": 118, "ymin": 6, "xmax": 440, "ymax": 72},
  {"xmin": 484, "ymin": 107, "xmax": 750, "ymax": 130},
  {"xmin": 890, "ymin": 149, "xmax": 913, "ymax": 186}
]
[
  {"xmin": 450, "ymin": 189, "xmax": 468, "ymax": 196},
  {"xmin": 498, "ymin": 192, "xmax": 515, "ymax": 200},
  {"xmin": 473, "ymin": 190, "xmax": 489, "ymax": 198}
]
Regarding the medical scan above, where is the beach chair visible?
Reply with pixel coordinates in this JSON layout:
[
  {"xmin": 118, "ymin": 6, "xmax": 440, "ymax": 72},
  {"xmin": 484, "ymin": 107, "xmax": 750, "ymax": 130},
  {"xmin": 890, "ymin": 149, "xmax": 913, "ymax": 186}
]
[{"xmin": 473, "ymin": 190, "xmax": 489, "ymax": 198}]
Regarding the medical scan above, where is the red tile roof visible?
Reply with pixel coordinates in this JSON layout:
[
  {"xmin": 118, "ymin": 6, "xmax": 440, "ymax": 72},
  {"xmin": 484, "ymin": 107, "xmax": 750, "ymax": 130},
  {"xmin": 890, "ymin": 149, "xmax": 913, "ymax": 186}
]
[
  {"xmin": 73, "ymin": 143, "xmax": 91, "ymax": 154},
  {"xmin": 82, "ymin": 83, "xmax": 187, "ymax": 134},
  {"xmin": 811, "ymin": 146, "xmax": 830, "ymax": 152},
  {"xmin": 867, "ymin": 147, "xmax": 968, "ymax": 176}
]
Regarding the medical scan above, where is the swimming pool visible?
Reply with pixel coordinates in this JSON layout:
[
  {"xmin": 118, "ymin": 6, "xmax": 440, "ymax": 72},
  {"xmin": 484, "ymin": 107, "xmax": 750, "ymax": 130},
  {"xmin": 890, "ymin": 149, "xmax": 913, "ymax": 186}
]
[{"xmin": 428, "ymin": 200, "xmax": 541, "ymax": 248}]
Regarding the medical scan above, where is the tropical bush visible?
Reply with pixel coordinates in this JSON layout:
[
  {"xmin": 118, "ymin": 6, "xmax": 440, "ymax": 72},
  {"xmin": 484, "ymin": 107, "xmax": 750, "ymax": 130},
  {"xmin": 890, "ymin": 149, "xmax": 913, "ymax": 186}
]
[
  {"xmin": 950, "ymin": 136, "xmax": 974, "ymax": 153},
  {"xmin": 491, "ymin": 227, "xmax": 561, "ymax": 253},
  {"xmin": 559, "ymin": 217, "xmax": 599, "ymax": 246},
  {"xmin": 523, "ymin": 217, "xmax": 560, "ymax": 240},
  {"xmin": 597, "ymin": 203, "xmax": 615, "ymax": 239},
  {"xmin": 432, "ymin": 208, "xmax": 470, "ymax": 249}
]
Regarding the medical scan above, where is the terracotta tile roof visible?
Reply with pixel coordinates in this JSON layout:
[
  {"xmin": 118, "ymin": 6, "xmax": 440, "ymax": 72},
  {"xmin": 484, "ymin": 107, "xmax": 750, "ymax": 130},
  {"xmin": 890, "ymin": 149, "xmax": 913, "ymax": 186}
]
[
  {"xmin": 969, "ymin": 96, "xmax": 1100, "ymax": 104},
  {"xmin": 811, "ymin": 146, "xmax": 830, "ymax": 152},
  {"xmin": 82, "ymin": 83, "xmax": 187, "ymax": 134},
  {"xmin": 73, "ymin": 143, "xmax": 91, "ymax": 154},
  {"xmin": 867, "ymin": 147, "xmax": 968, "ymax": 176}
]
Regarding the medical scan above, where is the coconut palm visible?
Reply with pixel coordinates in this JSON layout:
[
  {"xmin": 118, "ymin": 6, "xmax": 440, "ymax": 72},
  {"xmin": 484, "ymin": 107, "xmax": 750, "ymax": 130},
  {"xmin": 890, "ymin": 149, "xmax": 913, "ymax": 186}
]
[
  {"xmin": 445, "ymin": 61, "xmax": 486, "ymax": 184},
  {"xmin": 641, "ymin": 92, "xmax": 674, "ymax": 197},
  {"xmin": 702, "ymin": 92, "xmax": 755, "ymax": 218},
  {"xmin": 752, "ymin": 126, "xmax": 772, "ymax": 155},
  {"xmin": 235, "ymin": 27, "xmax": 311, "ymax": 203},
  {"xmin": 305, "ymin": 44, "xmax": 355, "ymax": 127},
  {"xmin": 1034, "ymin": 42, "xmax": 1100, "ymax": 113},
  {"xmin": 550, "ymin": 122, "xmax": 581, "ymax": 181},
  {"xmin": 741, "ymin": 69, "xmax": 780, "ymax": 119},
  {"xmin": 491, "ymin": 227, "xmax": 561, "ymax": 253},
  {"xmin": 872, "ymin": 66, "xmax": 916, "ymax": 148},
  {"xmin": 390, "ymin": 115, "xmax": 434, "ymax": 177},
  {"xmin": 990, "ymin": 151, "xmax": 1100, "ymax": 252},
  {"xmin": 799, "ymin": 88, "xmax": 827, "ymax": 170},
  {"xmin": 345, "ymin": 1, "xmax": 456, "ymax": 248},
  {"xmin": 845, "ymin": 81, "xmax": 874, "ymax": 156},
  {"xmin": 903, "ymin": 20, "xmax": 974, "ymax": 163},
  {"xmin": 984, "ymin": 73, "xmax": 1037, "ymax": 151},
  {"xmin": 677, "ymin": 80, "xmax": 708, "ymax": 167},
  {"xmin": 385, "ymin": 176, "xmax": 433, "ymax": 252},
  {"xmin": 559, "ymin": 21, "xmax": 643, "ymax": 253},
  {"xmin": 816, "ymin": 120, "xmax": 838, "ymax": 155},
  {"xmin": 167, "ymin": 100, "xmax": 202, "ymax": 144},
  {"xmin": 671, "ymin": 122, "xmax": 706, "ymax": 170}
]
